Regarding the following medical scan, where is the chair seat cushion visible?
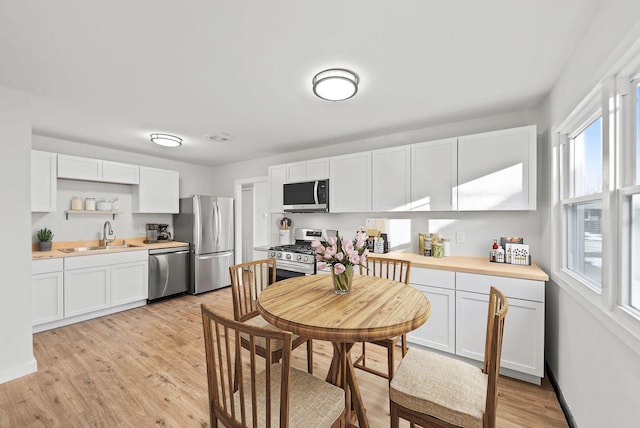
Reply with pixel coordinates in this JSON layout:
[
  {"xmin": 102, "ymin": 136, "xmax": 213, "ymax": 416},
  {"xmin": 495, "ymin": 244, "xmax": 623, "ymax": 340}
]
[
  {"xmin": 390, "ymin": 348, "xmax": 488, "ymax": 428},
  {"xmin": 241, "ymin": 315, "xmax": 304, "ymax": 352},
  {"xmin": 235, "ymin": 364, "xmax": 344, "ymax": 427}
]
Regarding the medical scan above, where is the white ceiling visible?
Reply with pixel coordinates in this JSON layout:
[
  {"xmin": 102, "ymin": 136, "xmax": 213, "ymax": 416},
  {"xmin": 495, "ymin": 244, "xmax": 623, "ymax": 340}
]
[{"xmin": 0, "ymin": 1, "xmax": 602, "ymax": 166}]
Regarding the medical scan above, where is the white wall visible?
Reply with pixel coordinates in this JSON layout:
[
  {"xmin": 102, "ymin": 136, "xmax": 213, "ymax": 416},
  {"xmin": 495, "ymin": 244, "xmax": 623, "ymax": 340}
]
[
  {"xmin": 208, "ymin": 108, "xmax": 545, "ymax": 258},
  {"xmin": 544, "ymin": 2, "xmax": 640, "ymax": 427},
  {"xmin": 0, "ymin": 87, "xmax": 36, "ymax": 383},
  {"xmin": 31, "ymin": 135, "xmax": 219, "ymax": 242}
]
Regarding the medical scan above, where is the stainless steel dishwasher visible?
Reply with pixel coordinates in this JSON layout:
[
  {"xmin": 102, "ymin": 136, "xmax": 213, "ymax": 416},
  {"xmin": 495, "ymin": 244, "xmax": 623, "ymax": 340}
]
[{"xmin": 148, "ymin": 246, "xmax": 190, "ymax": 302}]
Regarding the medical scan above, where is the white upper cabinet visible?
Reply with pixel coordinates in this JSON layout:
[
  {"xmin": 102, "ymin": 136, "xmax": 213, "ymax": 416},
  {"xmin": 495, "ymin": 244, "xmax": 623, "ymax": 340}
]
[
  {"xmin": 268, "ymin": 164, "xmax": 287, "ymax": 213},
  {"xmin": 102, "ymin": 160, "xmax": 139, "ymax": 184},
  {"xmin": 31, "ymin": 150, "xmax": 57, "ymax": 212},
  {"xmin": 57, "ymin": 154, "xmax": 102, "ymax": 181},
  {"xmin": 372, "ymin": 145, "xmax": 411, "ymax": 212},
  {"xmin": 410, "ymin": 138, "xmax": 458, "ymax": 211},
  {"xmin": 330, "ymin": 152, "xmax": 372, "ymax": 213},
  {"xmin": 457, "ymin": 125, "xmax": 537, "ymax": 211},
  {"xmin": 133, "ymin": 166, "xmax": 179, "ymax": 213},
  {"xmin": 286, "ymin": 157, "xmax": 330, "ymax": 182},
  {"xmin": 57, "ymin": 154, "xmax": 140, "ymax": 185}
]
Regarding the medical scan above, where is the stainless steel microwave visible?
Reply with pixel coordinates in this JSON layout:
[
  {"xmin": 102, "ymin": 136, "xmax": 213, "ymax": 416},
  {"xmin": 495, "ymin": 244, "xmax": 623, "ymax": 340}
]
[{"xmin": 283, "ymin": 179, "xmax": 329, "ymax": 213}]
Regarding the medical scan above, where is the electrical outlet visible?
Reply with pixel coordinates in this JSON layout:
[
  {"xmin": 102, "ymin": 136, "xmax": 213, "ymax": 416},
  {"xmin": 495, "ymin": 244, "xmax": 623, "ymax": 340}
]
[
  {"xmin": 456, "ymin": 231, "xmax": 466, "ymax": 244},
  {"xmin": 365, "ymin": 218, "xmax": 376, "ymax": 227}
]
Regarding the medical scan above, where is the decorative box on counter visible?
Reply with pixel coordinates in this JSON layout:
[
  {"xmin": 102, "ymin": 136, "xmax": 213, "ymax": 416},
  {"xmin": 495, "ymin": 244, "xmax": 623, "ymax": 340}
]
[{"xmin": 489, "ymin": 237, "xmax": 531, "ymax": 265}]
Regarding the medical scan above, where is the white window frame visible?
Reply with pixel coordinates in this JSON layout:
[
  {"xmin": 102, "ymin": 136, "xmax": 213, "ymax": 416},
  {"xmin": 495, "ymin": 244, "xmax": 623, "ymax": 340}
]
[
  {"xmin": 617, "ymin": 74, "xmax": 640, "ymax": 323},
  {"xmin": 552, "ymin": 55, "xmax": 640, "ymax": 346},
  {"xmin": 557, "ymin": 92, "xmax": 605, "ymax": 297}
]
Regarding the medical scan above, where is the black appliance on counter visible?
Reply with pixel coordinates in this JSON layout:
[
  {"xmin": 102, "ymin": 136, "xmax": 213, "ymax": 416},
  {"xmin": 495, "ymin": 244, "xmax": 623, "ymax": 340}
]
[
  {"xmin": 268, "ymin": 228, "xmax": 337, "ymax": 282},
  {"xmin": 145, "ymin": 223, "xmax": 172, "ymax": 243}
]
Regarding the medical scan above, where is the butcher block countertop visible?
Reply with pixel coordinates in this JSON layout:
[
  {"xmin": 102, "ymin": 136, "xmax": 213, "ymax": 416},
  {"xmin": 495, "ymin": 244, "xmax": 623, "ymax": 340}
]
[
  {"xmin": 373, "ymin": 251, "xmax": 549, "ymax": 282},
  {"xmin": 32, "ymin": 237, "xmax": 189, "ymax": 260}
]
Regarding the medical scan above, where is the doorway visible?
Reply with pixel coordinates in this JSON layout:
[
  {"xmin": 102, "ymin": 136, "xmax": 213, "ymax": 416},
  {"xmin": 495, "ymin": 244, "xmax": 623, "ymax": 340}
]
[{"xmin": 234, "ymin": 176, "xmax": 268, "ymax": 264}]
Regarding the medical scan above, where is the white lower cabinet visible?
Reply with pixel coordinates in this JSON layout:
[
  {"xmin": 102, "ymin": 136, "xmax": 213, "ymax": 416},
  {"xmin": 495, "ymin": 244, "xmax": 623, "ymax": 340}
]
[
  {"xmin": 407, "ymin": 267, "xmax": 456, "ymax": 354},
  {"xmin": 32, "ymin": 259, "xmax": 64, "ymax": 326},
  {"xmin": 406, "ymin": 268, "xmax": 545, "ymax": 384},
  {"xmin": 33, "ymin": 251, "xmax": 149, "ymax": 331},
  {"xmin": 64, "ymin": 266, "xmax": 110, "ymax": 317},
  {"xmin": 408, "ymin": 284, "xmax": 456, "ymax": 354},
  {"xmin": 111, "ymin": 260, "xmax": 148, "ymax": 305},
  {"xmin": 455, "ymin": 272, "xmax": 545, "ymax": 383}
]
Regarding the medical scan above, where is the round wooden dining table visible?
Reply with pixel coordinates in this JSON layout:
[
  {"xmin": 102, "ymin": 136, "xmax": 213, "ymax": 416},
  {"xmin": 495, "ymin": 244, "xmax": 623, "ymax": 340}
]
[{"xmin": 257, "ymin": 274, "xmax": 431, "ymax": 428}]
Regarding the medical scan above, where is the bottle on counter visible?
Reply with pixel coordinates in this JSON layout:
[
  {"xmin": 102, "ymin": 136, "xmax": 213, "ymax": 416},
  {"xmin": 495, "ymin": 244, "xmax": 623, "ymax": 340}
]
[{"xmin": 491, "ymin": 239, "xmax": 498, "ymax": 262}]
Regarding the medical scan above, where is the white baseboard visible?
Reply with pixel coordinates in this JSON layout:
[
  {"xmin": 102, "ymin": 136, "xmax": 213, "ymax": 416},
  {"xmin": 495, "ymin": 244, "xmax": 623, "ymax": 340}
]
[{"xmin": 0, "ymin": 356, "xmax": 37, "ymax": 384}]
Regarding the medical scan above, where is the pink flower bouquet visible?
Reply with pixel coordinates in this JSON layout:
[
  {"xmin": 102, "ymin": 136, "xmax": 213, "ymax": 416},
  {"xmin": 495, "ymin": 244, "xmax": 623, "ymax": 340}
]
[{"xmin": 312, "ymin": 232, "xmax": 369, "ymax": 293}]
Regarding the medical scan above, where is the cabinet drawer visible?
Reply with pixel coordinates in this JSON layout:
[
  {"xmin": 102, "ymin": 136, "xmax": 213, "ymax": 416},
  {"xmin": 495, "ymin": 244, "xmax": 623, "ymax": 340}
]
[
  {"xmin": 411, "ymin": 267, "xmax": 455, "ymax": 290},
  {"xmin": 64, "ymin": 250, "xmax": 148, "ymax": 270},
  {"xmin": 32, "ymin": 258, "xmax": 64, "ymax": 274},
  {"xmin": 456, "ymin": 272, "xmax": 544, "ymax": 302}
]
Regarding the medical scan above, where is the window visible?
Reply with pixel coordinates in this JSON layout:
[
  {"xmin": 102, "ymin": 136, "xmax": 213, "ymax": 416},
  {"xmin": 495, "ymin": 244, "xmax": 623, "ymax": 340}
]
[
  {"xmin": 637, "ymin": 84, "xmax": 640, "ymax": 185},
  {"xmin": 631, "ymin": 194, "xmax": 640, "ymax": 310},
  {"xmin": 562, "ymin": 117, "xmax": 603, "ymax": 289}
]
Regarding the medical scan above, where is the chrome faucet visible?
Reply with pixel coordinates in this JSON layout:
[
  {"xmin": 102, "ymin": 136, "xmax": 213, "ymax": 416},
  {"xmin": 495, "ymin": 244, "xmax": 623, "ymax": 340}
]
[{"xmin": 102, "ymin": 221, "xmax": 116, "ymax": 246}]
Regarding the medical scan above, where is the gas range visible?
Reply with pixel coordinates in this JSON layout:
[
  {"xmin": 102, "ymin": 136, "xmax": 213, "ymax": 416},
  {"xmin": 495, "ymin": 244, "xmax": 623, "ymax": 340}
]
[{"xmin": 268, "ymin": 228, "xmax": 338, "ymax": 275}]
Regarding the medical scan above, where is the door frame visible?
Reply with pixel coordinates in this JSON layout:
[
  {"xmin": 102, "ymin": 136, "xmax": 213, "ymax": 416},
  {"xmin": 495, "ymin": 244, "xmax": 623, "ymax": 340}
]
[{"xmin": 233, "ymin": 176, "xmax": 268, "ymax": 264}]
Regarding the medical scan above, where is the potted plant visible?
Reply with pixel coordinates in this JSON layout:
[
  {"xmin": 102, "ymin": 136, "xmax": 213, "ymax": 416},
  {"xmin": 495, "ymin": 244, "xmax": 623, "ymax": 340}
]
[{"xmin": 37, "ymin": 227, "xmax": 54, "ymax": 251}]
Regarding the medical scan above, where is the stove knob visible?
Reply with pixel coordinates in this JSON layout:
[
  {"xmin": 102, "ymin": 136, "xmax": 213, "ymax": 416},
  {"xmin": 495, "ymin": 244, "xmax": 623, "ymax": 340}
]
[
  {"xmin": 286, "ymin": 254, "xmax": 291, "ymax": 260},
  {"xmin": 269, "ymin": 251, "xmax": 275, "ymax": 258},
  {"xmin": 303, "ymin": 255, "xmax": 309, "ymax": 262},
  {"xmin": 276, "ymin": 252, "xmax": 282, "ymax": 258},
  {"xmin": 296, "ymin": 255, "xmax": 302, "ymax": 261}
]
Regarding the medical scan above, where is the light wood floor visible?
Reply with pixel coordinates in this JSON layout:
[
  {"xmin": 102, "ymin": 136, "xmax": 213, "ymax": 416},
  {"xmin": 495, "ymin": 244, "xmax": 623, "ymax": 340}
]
[{"xmin": 0, "ymin": 287, "xmax": 568, "ymax": 427}]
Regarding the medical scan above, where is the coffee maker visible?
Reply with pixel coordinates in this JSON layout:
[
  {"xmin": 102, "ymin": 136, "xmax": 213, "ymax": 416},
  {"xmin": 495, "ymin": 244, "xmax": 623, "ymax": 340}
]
[
  {"xmin": 158, "ymin": 224, "xmax": 171, "ymax": 240},
  {"xmin": 145, "ymin": 223, "xmax": 172, "ymax": 242}
]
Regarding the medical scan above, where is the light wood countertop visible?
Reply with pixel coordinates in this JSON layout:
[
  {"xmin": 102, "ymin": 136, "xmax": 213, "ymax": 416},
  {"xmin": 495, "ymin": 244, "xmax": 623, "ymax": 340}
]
[
  {"xmin": 32, "ymin": 237, "xmax": 190, "ymax": 260},
  {"xmin": 372, "ymin": 251, "xmax": 549, "ymax": 282}
]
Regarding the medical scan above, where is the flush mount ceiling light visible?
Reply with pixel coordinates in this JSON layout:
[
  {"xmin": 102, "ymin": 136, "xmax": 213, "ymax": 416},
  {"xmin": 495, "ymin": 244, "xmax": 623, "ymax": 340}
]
[
  {"xmin": 312, "ymin": 68, "xmax": 359, "ymax": 101},
  {"xmin": 150, "ymin": 133, "xmax": 182, "ymax": 147}
]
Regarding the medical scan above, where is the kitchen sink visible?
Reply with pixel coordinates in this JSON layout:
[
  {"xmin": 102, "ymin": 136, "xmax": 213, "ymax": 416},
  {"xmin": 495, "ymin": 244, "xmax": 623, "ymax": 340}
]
[{"xmin": 59, "ymin": 244, "xmax": 143, "ymax": 253}]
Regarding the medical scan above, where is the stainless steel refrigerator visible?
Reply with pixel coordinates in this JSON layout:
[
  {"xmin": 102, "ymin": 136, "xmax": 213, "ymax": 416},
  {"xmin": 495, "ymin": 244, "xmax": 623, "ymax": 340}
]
[{"xmin": 173, "ymin": 196, "xmax": 234, "ymax": 294}]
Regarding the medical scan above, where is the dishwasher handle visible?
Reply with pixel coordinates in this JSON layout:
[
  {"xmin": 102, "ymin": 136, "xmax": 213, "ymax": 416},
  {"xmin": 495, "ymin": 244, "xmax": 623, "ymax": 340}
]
[{"xmin": 149, "ymin": 246, "xmax": 189, "ymax": 255}]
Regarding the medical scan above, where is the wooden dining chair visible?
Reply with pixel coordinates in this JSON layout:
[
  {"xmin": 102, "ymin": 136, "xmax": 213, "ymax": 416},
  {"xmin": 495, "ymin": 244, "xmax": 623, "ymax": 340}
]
[
  {"xmin": 201, "ymin": 304, "xmax": 345, "ymax": 428},
  {"xmin": 389, "ymin": 286, "xmax": 509, "ymax": 428},
  {"xmin": 354, "ymin": 256, "xmax": 412, "ymax": 381},
  {"xmin": 229, "ymin": 259, "xmax": 313, "ymax": 374}
]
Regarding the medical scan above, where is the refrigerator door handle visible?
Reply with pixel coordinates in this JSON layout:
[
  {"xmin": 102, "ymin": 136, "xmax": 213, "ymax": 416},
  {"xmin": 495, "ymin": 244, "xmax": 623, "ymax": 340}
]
[
  {"xmin": 215, "ymin": 202, "xmax": 221, "ymax": 248},
  {"xmin": 194, "ymin": 196, "xmax": 202, "ymax": 251}
]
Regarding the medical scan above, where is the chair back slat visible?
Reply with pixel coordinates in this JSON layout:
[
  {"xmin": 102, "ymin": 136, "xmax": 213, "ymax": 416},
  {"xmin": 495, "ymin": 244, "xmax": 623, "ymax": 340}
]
[
  {"xmin": 201, "ymin": 304, "xmax": 293, "ymax": 428},
  {"xmin": 361, "ymin": 256, "xmax": 412, "ymax": 284},
  {"xmin": 230, "ymin": 259, "xmax": 277, "ymax": 322},
  {"xmin": 483, "ymin": 286, "xmax": 509, "ymax": 428}
]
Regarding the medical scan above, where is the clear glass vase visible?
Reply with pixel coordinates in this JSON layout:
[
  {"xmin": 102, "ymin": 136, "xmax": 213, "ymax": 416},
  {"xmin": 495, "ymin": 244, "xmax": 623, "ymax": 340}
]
[{"xmin": 331, "ymin": 264, "xmax": 353, "ymax": 294}]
